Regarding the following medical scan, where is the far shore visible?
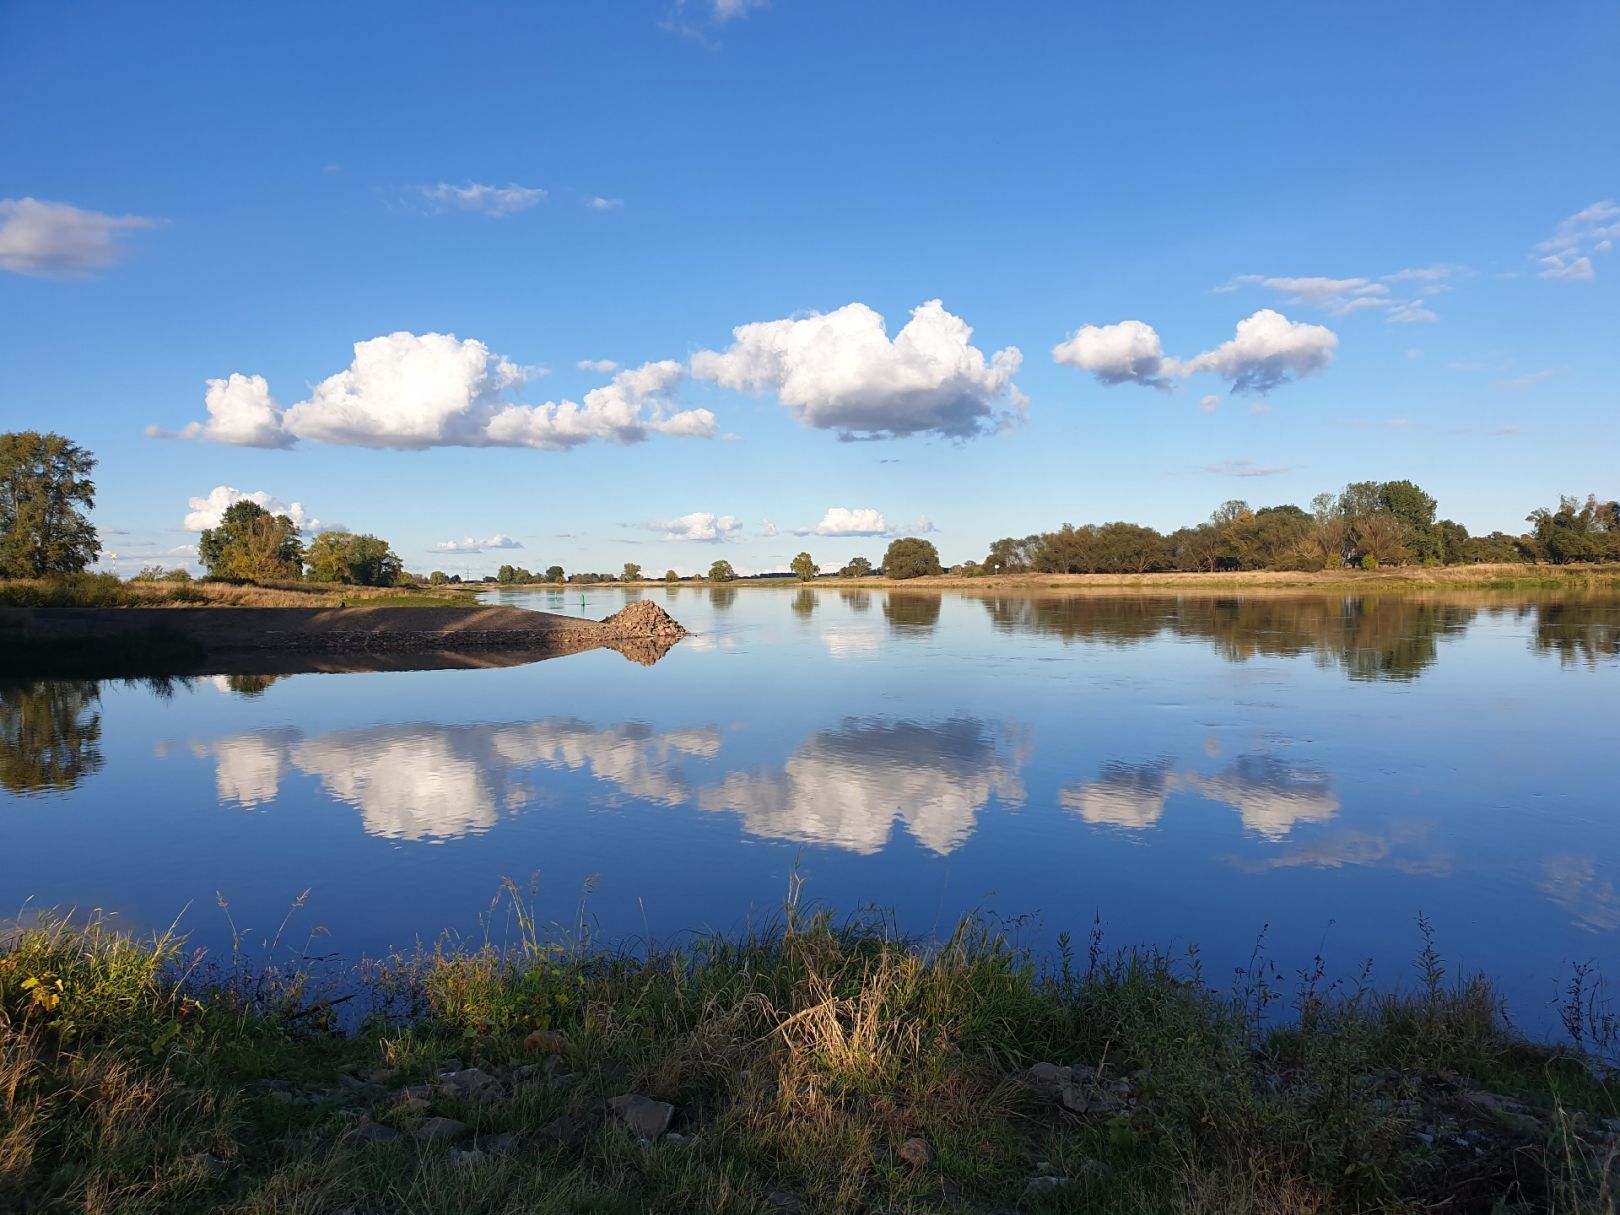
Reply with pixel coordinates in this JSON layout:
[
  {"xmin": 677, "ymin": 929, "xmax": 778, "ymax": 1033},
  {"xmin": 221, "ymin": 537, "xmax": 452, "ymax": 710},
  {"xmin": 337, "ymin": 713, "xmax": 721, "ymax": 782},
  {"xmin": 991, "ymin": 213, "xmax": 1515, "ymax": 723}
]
[{"xmin": 583, "ymin": 562, "xmax": 1620, "ymax": 594}]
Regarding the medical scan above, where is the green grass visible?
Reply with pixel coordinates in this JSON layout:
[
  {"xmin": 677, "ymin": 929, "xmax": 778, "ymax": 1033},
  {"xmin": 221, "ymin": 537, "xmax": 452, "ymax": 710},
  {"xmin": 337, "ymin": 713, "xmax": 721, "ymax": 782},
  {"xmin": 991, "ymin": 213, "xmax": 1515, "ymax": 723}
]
[{"xmin": 1, "ymin": 896, "xmax": 1615, "ymax": 1214}]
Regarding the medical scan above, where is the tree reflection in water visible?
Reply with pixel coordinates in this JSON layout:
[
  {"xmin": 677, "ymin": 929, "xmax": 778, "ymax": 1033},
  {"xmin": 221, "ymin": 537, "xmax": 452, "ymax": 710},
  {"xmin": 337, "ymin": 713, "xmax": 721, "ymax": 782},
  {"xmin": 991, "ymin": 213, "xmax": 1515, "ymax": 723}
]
[
  {"xmin": 977, "ymin": 594, "xmax": 1481, "ymax": 680},
  {"xmin": 883, "ymin": 593, "xmax": 942, "ymax": 633},
  {"xmin": 1, "ymin": 680, "xmax": 105, "ymax": 794},
  {"xmin": 1532, "ymin": 599, "xmax": 1620, "ymax": 669}
]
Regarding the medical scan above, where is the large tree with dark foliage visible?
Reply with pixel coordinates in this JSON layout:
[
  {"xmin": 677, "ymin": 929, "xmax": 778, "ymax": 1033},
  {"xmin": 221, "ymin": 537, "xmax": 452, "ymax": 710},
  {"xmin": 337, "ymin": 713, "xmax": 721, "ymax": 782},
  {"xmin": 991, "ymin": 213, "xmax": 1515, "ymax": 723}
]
[{"xmin": 0, "ymin": 432, "xmax": 99, "ymax": 577}]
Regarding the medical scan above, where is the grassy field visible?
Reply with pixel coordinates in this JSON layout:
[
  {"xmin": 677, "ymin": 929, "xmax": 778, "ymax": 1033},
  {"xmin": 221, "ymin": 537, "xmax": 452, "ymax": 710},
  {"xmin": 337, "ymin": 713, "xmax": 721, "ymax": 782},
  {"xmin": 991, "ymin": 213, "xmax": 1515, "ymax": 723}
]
[
  {"xmin": 0, "ymin": 574, "xmax": 482, "ymax": 609},
  {"xmin": 1, "ymin": 895, "xmax": 1614, "ymax": 1214}
]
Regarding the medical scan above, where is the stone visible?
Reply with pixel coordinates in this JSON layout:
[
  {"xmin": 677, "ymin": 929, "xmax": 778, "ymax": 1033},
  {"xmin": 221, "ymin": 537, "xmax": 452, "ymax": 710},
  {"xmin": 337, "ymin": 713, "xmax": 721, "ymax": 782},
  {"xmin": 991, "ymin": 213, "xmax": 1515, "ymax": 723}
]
[
  {"xmin": 346, "ymin": 1120, "xmax": 402, "ymax": 1146},
  {"xmin": 439, "ymin": 1057, "xmax": 464, "ymax": 1073},
  {"xmin": 609, "ymin": 1093, "xmax": 675, "ymax": 1140},
  {"xmin": 188, "ymin": 1152, "xmax": 228, "ymax": 1176},
  {"xmin": 451, "ymin": 1149, "xmax": 486, "ymax": 1167},
  {"xmin": 898, "ymin": 1137, "xmax": 931, "ymax": 1167},
  {"xmin": 538, "ymin": 1115, "xmax": 581, "ymax": 1147},
  {"xmin": 479, "ymin": 1132, "xmax": 518, "ymax": 1154},
  {"xmin": 416, "ymin": 1116, "xmax": 468, "ymax": 1142},
  {"xmin": 766, "ymin": 1193, "xmax": 806, "ymax": 1213},
  {"xmin": 368, "ymin": 1067, "xmax": 397, "ymax": 1086},
  {"xmin": 1027, "ymin": 1062, "xmax": 1072, "ymax": 1088},
  {"xmin": 663, "ymin": 1132, "xmax": 691, "ymax": 1148},
  {"xmin": 438, "ymin": 1067, "xmax": 501, "ymax": 1100},
  {"xmin": 1025, "ymin": 1176, "xmax": 1073, "ymax": 1197}
]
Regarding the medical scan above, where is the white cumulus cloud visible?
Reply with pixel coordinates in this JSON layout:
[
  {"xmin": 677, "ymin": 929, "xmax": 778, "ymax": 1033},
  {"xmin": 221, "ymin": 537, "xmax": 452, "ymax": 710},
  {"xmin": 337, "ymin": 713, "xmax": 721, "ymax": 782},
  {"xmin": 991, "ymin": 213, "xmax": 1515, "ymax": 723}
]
[
  {"xmin": 416, "ymin": 182, "xmax": 547, "ymax": 217},
  {"xmin": 796, "ymin": 508, "xmax": 891, "ymax": 537},
  {"xmin": 1535, "ymin": 200, "xmax": 1617, "ymax": 281},
  {"xmin": 1056, "ymin": 310, "xmax": 1336, "ymax": 397},
  {"xmin": 1180, "ymin": 309, "xmax": 1337, "ymax": 396},
  {"xmin": 692, "ymin": 299, "xmax": 1023, "ymax": 440},
  {"xmin": 429, "ymin": 534, "xmax": 523, "ymax": 554},
  {"xmin": 0, "ymin": 197, "xmax": 157, "ymax": 278},
  {"xmin": 646, "ymin": 512, "xmax": 742, "ymax": 543},
  {"xmin": 182, "ymin": 486, "xmax": 334, "ymax": 533},
  {"xmin": 150, "ymin": 373, "xmax": 293, "ymax": 449},
  {"xmin": 1052, "ymin": 319, "xmax": 1175, "ymax": 389},
  {"xmin": 160, "ymin": 334, "xmax": 717, "ymax": 452},
  {"xmin": 576, "ymin": 358, "xmax": 619, "ymax": 373}
]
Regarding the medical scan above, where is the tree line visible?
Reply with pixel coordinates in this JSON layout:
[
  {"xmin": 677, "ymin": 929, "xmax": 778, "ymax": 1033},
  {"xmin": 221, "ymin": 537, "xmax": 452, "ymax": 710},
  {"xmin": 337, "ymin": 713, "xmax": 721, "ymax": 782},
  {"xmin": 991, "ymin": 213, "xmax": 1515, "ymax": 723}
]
[
  {"xmin": 2, "ymin": 434, "xmax": 1616, "ymax": 583},
  {"xmin": 975, "ymin": 481, "xmax": 1620, "ymax": 575}
]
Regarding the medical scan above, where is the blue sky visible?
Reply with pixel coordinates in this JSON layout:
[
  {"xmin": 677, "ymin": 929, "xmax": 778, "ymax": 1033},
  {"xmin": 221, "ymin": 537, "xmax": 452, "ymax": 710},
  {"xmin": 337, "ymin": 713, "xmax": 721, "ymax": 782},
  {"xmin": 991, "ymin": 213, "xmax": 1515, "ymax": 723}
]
[{"xmin": 2, "ymin": 1, "xmax": 1615, "ymax": 576}]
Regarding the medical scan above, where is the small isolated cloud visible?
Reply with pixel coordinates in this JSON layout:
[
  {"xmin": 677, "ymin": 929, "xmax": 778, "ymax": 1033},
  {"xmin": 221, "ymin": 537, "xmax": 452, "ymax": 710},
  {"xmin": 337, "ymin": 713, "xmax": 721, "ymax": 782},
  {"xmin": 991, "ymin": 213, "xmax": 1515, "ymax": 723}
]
[
  {"xmin": 760, "ymin": 518, "xmax": 779, "ymax": 538},
  {"xmin": 1536, "ymin": 200, "xmax": 1617, "ymax": 281},
  {"xmin": 692, "ymin": 299, "xmax": 1023, "ymax": 440},
  {"xmin": 1491, "ymin": 426, "xmax": 1527, "ymax": 438},
  {"xmin": 1181, "ymin": 309, "xmax": 1337, "ymax": 396},
  {"xmin": 712, "ymin": 0, "xmax": 766, "ymax": 18},
  {"xmin": 1497, "ymin": 369, "xmax": 1558, "ymax": 391},
  {"xmin": 183, "ymin": 486, "xmax": 333, "ymax": 533},
  {"xmin": 157, "ymin": 335, "xmax": 717, "ymax": 451},
  {"xmin": 576, "ymin": 358, "xmax": 619, "ymax": 374},
  {"xmin": 0, "ymin": 197, "xmax": 158, "ymax": 278},
  {"xmin": 585, "ymin": 197, "xmax": 623, "ymax": 211},
  {"xmin": 146, "ymin": 373, "xmax": 293, "ymax": 449},
  {"xmin": 415, "ymin": 182, "xmax": 547, "ymax": 217},
  {"xmin": 647, "ymin": 512, "xmax": 742, "ymax": 542},
  {"xmin": 1052, "ymin": 320, "xmax": 1173, "ymax": 389},
  {"xmin": 165, "ymin": 544, "xmax": 199, "ymax": 558},
  {"xmin": 906, "ymin": 514, "xmax": 938, "ymax": 535},
  {"xmin": 429, "ymin": 534, "xmax": 523, "ymax": 554},
  {"xmin": 1199, "ymin": 395, "xmax": 1220, "ymax": 413},
  {"xmin": 1205, "ymin": 459, "xmax": 1293, "ymax": 478},
  {"xmin": 795, "ymin": 507, "xmax": 891, "ymax": 537}
]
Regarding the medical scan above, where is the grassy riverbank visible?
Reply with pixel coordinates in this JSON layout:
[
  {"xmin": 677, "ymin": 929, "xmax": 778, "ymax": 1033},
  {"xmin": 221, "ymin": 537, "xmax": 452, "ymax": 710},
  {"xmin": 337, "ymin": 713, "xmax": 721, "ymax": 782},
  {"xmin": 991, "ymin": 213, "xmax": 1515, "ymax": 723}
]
[
  {"xmin": 2, "ymin": 901, "xmax": 1615, "ymax": 1213},
  {"xmin": 0, "ymin": 574, "xmax": 481, "ymax": 610}
]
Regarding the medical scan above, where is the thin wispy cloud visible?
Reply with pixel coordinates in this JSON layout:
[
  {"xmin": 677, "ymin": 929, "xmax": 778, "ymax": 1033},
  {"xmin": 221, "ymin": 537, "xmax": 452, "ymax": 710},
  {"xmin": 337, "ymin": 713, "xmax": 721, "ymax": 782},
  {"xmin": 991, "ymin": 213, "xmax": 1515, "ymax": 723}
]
[
  {"xmin": 429, "ymin": 534, "xmax": 523, "ymax": 554},
  {"xmin": 0, "ymin": 197, "xmax": 158, "ymax": 278},
  {"xmin": 415, "ymin": 182, "xmax": 548, "ymax": 217},
  {"xmin": 1204, "ymin": 459, "xmax": 1294, "ymax": 478},
  {"xmin": 1214, "ymin": 265, "xmax": 1462, "ymax": 323},
  {"xmin": 1535, "ymin": 200, "xmax": 1617, "ymax": 281}
]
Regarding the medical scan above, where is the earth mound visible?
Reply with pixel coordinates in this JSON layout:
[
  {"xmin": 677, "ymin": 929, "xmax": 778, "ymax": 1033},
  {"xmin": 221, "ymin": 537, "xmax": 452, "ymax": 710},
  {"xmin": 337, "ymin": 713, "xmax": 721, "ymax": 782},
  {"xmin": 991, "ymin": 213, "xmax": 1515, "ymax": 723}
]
[{"xmin": 599, "ymin": 600, "xmax": 688, "ymax": 641}]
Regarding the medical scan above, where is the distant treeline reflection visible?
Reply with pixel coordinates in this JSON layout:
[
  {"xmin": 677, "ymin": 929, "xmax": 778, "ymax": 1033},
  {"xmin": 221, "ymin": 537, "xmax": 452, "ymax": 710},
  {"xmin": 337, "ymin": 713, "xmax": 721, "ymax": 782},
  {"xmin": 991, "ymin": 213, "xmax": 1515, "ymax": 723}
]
[{"xmin": 976, "ymin": 595, "xmax": 1619, "ymax": 681}]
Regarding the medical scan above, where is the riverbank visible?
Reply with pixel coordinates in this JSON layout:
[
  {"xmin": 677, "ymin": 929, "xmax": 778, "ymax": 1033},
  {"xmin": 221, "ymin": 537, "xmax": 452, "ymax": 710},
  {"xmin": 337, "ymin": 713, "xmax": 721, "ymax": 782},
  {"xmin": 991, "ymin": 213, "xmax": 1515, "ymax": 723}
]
[
  {"xmin": 614, "ymin": 563, "xmax": 1620, "ymax": 594},
  {"xmin": 1, "ymin": 906, "xmax": 1613, "ymax": 1214},
  {"xmin": 0, "ymin": 600, "xmax": 688, "ymax": 676}
]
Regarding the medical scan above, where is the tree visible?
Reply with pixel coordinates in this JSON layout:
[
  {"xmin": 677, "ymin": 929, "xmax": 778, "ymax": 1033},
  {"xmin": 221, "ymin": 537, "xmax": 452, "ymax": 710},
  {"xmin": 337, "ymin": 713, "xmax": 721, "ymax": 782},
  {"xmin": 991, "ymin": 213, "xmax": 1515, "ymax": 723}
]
[
  {"xmin": 545, "ymin": 565, "xmax": 565, "ymax": 583},
  {"xmin": 664, "ymin": 569, "xmax": 679, "ymax": 583},
  {"xmin": 708, "ymin": 559, "xmax": 736, "ymax": 582},
  {"xmin": 882, "ymin": 537, "xmax": 942, "ymax": 580},
  {"xmin": 429, "ymin": 570, "xmax": 450, "ymax": 584},
  {"xmin": 1378, "ymin": 480, "xmax": 1440, "ymax": 563},
  {"xmin": 0, "ymin": 432, "xmax": 99, "ymax": 577},
  {"xmin": 623, "ymin": 562, "xmax": 642, "ymax": 582},
  {"xmin": 198, "ymin": 500, "xmax": 303, "ymax": 581},
  {"xmin": 790, "ymin": 551, "xmax": 818, "ymax": 581},
  {"xmin": 306, "ymin": 532, "xmax": 403, "ymax": 586},
  {"xmin": 839, "ymin": 556, "xmax": 873, "ymax": 578}
]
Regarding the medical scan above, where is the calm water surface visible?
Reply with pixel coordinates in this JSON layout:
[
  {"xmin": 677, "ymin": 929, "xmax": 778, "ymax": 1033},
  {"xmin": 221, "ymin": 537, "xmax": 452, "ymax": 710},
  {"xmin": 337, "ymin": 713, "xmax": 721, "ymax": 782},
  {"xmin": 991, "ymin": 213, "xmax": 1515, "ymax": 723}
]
[{"xmin": 4, "ymin": 588, "xmax": 1617, "ymax": 1031}]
